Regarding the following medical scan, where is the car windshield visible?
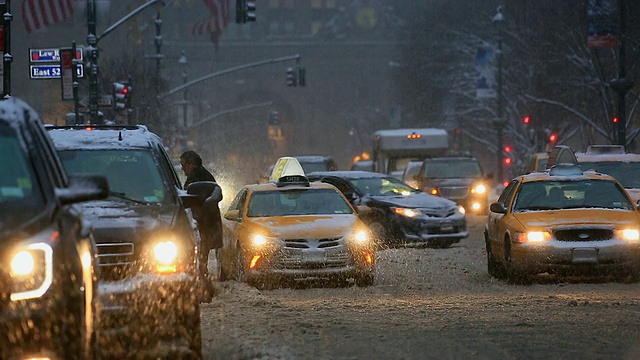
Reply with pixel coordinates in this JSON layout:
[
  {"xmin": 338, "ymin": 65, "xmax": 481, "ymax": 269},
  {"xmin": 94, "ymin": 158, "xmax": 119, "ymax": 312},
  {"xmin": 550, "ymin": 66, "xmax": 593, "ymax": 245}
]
[
  {"xmin": 0, "ymin": 124, "xmax": 44, "ymax": 225},
  {"xmin": 422, "ymin": 160, "xmax": 482, "ymax": 179},
  {"xmin": 579, "ymin": 161, "xmax": 640, "ymax": 188},
  {"xmin": 512, "ymin": 179, "xmax": 634, "ymax": 211},
  {"xmin": 247, "ymin": 188, "xmax": 353, "ymax": 216},
  {"xmin": 349, "ymin": 177, "xmax": 418, "ymax": 196},
  {"xmin": 299, "ymin": 161, "xmax": 331, "ymax": 173},
  {"xmin": 58, "ymin": 149, "xmax": 168, "ymax": 204}
]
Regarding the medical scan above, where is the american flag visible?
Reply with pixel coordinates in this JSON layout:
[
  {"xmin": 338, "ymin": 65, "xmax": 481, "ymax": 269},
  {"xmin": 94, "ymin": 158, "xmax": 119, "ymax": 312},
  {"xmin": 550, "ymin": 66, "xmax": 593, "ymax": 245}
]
[
  {"xmin": 192, "ymin": 0, "xmax": 231, "ymax": 50},
  {"xmin": 22, "ymin": 0, "xmax": 74, "ymax": 33}
]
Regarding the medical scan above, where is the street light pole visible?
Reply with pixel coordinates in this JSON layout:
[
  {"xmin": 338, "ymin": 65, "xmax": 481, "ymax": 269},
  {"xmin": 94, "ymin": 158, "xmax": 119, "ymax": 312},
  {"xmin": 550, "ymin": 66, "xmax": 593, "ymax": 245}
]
[{"xmin": 492, "ymin": 6, "xmax": 505, "ymax": 186}]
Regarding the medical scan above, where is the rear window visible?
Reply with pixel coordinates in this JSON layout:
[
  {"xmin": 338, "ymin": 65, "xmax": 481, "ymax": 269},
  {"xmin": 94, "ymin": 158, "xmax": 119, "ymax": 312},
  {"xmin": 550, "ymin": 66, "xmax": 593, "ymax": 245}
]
[{"xmin": 579, "ymin": 161, "xmax": 640, "ymax": 189}]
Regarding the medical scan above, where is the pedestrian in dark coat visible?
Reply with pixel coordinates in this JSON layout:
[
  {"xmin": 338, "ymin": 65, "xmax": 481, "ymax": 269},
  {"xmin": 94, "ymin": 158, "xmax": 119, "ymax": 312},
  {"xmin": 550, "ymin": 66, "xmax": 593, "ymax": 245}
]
[{"xmin": 180, "ymin": 151, "xmax": 224, "ymax": 288}]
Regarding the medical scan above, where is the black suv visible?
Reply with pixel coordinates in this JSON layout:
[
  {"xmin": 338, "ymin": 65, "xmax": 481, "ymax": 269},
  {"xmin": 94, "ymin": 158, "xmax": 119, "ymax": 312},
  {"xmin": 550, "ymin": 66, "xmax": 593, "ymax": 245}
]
[
  {"xmin": 417, "ymin": 156, "xmax": 491, "ymax": 215},
  {"xmin": 0, "ymin": 98, "xmax": 108, "ymax": 359},
  {"xmin": 48, "ymin": 125, "xmax": 217, "ymax": 358}
]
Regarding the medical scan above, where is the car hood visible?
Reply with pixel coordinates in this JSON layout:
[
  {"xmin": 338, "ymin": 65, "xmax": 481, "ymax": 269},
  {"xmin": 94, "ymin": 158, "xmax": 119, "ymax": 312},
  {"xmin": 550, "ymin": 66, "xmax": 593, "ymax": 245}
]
[
  {"xmin": 513, "ymin": 209, "xmax": 640, "ymax": 228},
  {"xmin": 367, "ymin": 192, "xmax": 456, "ymax": 210},
  {"xmin": 248, "ymin": 215, "xmax": 362, "ymax": 238},
  {"xmin": 77, "ymin": 200, "xmax": 182, "ymax": 244}
]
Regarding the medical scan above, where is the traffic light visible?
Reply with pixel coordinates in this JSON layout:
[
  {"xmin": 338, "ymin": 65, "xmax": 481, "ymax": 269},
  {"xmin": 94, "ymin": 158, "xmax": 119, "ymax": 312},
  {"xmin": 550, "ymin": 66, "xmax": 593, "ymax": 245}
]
[
  {"xmin": 286, "ymin": 67, "xmax": 297, "ymax": 86},
  {"xmin": 548, "ymin": 132, "xmax": 557, "ymax": 143},
  {"xmin": 523, "ymin": 116, "xmax": 531, "ymax": 125},
  {"xmin": 503, "ymin": 157, "xmax": 512, "ymax": 165},
  {"xmin": 612, "ymin": 117, "xmax": 619, "ymax": 124},
  {"xmin": 113, "ymin": 82, "xmax": 131, "ymax": 111},
  {"xmin": 236, "ymin": 0, "xmax": 256, "ymax": 24},
  {"xmin": 503, "ymin": 145, "xmax": 512, "ymax": 153}
]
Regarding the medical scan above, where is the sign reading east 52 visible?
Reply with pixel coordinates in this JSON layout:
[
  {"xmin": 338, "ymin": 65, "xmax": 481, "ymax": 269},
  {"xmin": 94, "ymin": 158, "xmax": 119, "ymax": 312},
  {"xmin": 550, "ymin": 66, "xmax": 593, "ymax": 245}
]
[{"xmin": 30, "ymin": 64, "xmax": 84, "ymax": 79}]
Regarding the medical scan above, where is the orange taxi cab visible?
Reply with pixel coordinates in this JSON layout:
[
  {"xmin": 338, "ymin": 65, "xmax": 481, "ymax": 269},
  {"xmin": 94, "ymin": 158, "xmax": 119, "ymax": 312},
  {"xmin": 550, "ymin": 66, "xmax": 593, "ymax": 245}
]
[{"xmin": 219, "ymin": 157, "xmax": 376, "ymax": 288}]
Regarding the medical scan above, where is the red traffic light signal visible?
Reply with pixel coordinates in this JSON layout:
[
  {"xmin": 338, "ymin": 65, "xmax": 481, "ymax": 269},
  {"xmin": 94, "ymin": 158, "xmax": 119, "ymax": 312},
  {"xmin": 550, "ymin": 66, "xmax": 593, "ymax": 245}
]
[
  {"xmin": 612, "ymin": 117, "xmax": 619, "ymax": 123},
  {"xmin": 523, "ymin": 116, "xmax": 531, "ymax": 124},
  {"xmin": 504, "ymin": 157, "xmax": 512, "ymax": 165},
  {"xmin": 549, "ymin": 133, "xmax": 557, "ymax": 142},
  {"xmin": 504, "ymin": 145, "xmax": 512, "ymax": 153}
]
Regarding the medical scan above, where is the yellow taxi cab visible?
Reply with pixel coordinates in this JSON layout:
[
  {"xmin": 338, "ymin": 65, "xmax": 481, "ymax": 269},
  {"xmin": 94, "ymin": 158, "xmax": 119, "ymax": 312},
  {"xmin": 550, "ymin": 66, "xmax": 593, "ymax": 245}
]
[
  {"xmin": 485, "ymin": 163, "xmax": 640, "ymax": 283},
  {"xmin": 219, "ymin": 157, "xmax": 376, "ymax": 288}
]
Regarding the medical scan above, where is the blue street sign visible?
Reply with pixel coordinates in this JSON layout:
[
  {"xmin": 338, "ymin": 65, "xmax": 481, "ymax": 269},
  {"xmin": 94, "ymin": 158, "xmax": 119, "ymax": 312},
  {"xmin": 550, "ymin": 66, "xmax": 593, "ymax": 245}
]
[
  {"xmin": 30, "ymin": 48, "xmax": 83, "ymax": 62},
  {"xmin": 30, "ymin": 64, "xmax": 84, "ymax": 79}
]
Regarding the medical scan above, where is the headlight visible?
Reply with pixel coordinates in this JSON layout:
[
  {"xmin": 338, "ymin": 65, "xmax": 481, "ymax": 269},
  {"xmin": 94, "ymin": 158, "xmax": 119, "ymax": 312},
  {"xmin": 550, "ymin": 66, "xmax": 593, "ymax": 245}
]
[
  {"xmin": 618, "ymin": 229, "xmax": 640, "ymax": 241},
  {"xmin": 252, "ymin": 234, "xmax": 268, "ymax": 247},
  {"xmin": 513, "ymin": 231, "xmax": 552, "ymax": 243},
  {"xmin": 392, "ymin": 207, "xmax": 422, "ymax": 218},
  {"xmin": 457, "ymin": 205, "xmax": 466, "ymax": 215},
  {"xmin": 348, "ymin": 230, "xmax": 371, "ymax": 245},
  {"xmin": 472, "ymin": 184, "xmax": 487, "ymax": 195},
  {"xmin": 9, "ymin": 242, "xmax": 53, "ymax": 301},
  {"xmin": 153, "ymin": 241, "xmax": 178, "ymax": 264}
]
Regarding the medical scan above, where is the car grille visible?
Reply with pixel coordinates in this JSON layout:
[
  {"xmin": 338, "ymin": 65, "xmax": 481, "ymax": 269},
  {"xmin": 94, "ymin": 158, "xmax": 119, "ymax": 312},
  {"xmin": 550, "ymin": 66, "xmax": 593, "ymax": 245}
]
[
  {"xmin": 419, "ymin": 207, "xmax": 457, "ymax": 218},
  {"xmin": 438, "ymin": 187, "xmax": 469, "ymax": 199},
  {"xmin": 554, "ymin": 228, "xmax": 613, "ymax": 242},
  {"xmin": 97, "ymin": 242, "xmax": 135, "ymax": 280},
  {"xmin": 283, "ymin": 237, "xmax": 342, "ymax": 249},
  {"xmin": 271, "ymin": 237, "xmax": 353, "ymax": 269}
]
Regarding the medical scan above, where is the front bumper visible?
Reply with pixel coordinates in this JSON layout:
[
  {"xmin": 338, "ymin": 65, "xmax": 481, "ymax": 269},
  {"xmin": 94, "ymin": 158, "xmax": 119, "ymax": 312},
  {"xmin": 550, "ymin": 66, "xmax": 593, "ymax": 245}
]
[
  {"xmin": 98, "ymin": 272, "xmax": 198, "ymax": 357},
  {"xmin": 0, "ymin": 293, "xmax": 67, "ymax": 360},
  {"xmin": 511, "ymin": 239, "xmax": 640, "ymax": 276},
  {"xmin": 247, "ymin": 247, "xmax": 374, "ymax": 281},
  {"xmin": 393, "ymin": 214, "xmax": 469, "ymax": 246}
]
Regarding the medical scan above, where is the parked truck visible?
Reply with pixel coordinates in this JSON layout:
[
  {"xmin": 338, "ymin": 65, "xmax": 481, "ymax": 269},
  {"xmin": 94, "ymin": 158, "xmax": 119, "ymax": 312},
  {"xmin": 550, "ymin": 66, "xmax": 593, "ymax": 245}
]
[{"xmin": 371, "ymin": 128, "xmax": 449, "ymax": 175}]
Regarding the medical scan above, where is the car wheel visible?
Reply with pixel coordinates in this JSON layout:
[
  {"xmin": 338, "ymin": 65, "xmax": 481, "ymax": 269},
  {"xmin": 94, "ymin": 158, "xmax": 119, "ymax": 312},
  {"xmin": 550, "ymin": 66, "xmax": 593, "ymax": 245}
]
[
  {"xmin": 183, "ymin": 304, "xmax": 203, "ymax": 359},
  {"xmin": 235, "ymin": 244, "xmax": 246, "ymax": 283},
  {"xmin": 485, "ymin": 235, "xmax": 502, "ymax": 278},
  {"xmin": 355, "ymin": 272, "xmax": 374, "ymax": 287},
  {"xmin": 368, "ymin": 221, "xmax": 388, "ymax": 248},
  {"xmin": 504, "ymin": 238, "xmax": 530, "ymax": 284}
]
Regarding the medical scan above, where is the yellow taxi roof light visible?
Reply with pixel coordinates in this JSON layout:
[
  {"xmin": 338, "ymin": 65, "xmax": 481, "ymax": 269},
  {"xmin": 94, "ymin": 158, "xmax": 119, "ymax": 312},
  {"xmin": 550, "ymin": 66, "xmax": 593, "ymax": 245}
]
[{"xmin": 269, "ymin": 156, "xmax": 310, "ymax": 187}]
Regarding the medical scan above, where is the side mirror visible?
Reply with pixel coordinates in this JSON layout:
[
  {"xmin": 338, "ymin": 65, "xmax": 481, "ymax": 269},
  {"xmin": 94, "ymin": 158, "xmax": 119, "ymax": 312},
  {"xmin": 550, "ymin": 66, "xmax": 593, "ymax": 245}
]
[
  {"xmin": 489, "ymin": 202, "xmax": 506, "ymax": 214},
  {"xmin": 224, "ymin": 209, "xmax": 240, "ymax": 221}
]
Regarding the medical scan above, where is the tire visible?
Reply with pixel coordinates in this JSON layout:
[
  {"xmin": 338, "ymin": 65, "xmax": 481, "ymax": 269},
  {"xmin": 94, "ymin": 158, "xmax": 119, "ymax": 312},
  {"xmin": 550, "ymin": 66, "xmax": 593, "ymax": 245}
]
[
  {"xmin": 235, "ymin": 244, "xmax": 246, "ymax": 283},
  {"xmin": 485, "ymin": 235, "xmax": 502, "ymax": 278},
  {"xmin": 185, "ymin": 305, "xmax": 203, "ymax": 359},
  {"xmin": 504, "ymin": 238, "xmax": 530, "ymax": 284},
  {"xmin": 355, "ymin": 273, "xmax": 375, "ymax": 287},
  {"xmin": 368, "ymin": 221, "xmax": 388, "ymax": 249}
]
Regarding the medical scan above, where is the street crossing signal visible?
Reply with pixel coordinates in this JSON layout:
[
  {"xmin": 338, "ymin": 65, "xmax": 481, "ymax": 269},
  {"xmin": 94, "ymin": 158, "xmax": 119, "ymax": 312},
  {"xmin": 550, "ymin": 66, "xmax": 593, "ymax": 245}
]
[
  {"xmin": 236, "ymin": 0, "xmax": 256, "ymax": 24},
  {"xmin": 286, "ymin": 67, "xmax": 297, "ymax": 87},
  {"xmin": 113, "ymin": 82, "xmax": 131, "ymax": 111}
]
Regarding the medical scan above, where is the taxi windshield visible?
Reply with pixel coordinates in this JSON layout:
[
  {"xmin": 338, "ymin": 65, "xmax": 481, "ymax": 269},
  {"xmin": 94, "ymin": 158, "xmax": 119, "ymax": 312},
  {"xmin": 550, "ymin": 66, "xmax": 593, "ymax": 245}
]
[
  {"xmin": 422, "ymin": 160, "xmax": 482, "ymax": 179},
  {"xmin": 513, "ymin": 179, "xmax": 634, "ymax": 211},
  {"xmin": 247, "ymin": 188, "xmax": 353, "ymax": 216}
]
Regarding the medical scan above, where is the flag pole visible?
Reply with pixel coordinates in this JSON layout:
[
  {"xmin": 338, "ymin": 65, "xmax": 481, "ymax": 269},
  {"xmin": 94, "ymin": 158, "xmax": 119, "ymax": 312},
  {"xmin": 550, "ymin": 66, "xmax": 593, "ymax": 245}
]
[{"xmin": 3, "ymin": 0, "xmax": 12, "ymax": 98}]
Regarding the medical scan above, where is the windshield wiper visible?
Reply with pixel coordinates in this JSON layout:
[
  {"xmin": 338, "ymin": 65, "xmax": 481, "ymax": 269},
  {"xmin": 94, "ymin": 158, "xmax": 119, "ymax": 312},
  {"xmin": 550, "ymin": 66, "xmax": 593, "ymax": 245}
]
[{"xmin": 108, "ymin": 191, "xmax": 151, "ymax": 205}]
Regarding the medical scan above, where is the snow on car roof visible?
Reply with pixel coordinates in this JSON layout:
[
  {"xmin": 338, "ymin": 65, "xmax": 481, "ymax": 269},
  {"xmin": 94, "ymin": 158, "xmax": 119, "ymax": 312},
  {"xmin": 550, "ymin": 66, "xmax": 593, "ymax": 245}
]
[
  {"xmin": 47, "ymin": 125, "xmax": 159, "ymax": 149},
  {"xmin": 293, "ymin": 155, "xmax": 334, "ymax": 162},
  {"xmin": 575, "ymin": 151, "xmax": 640, "ymax": 163},
  {"xmin": 0, "ymin": 97, "xmax": 41, "ymax": 129}
]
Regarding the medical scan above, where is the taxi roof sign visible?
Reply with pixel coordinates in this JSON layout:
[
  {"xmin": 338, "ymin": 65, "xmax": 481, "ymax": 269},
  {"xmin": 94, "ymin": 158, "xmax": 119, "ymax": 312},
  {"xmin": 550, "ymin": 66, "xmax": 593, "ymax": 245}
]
[
  {"xmin": 270, "ymin": 157, "xmax": 305, "ymax": 181},
  {"xmin": 269, "ymin": 157, "xmax": 309, "ymax": 186}
]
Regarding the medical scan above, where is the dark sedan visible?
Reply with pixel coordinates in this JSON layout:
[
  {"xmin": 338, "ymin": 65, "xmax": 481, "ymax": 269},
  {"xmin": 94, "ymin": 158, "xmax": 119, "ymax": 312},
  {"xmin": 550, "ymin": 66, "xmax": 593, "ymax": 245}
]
[{"xmin": 308, "ymin": 171, "xmax": 468, "ymax": 248}]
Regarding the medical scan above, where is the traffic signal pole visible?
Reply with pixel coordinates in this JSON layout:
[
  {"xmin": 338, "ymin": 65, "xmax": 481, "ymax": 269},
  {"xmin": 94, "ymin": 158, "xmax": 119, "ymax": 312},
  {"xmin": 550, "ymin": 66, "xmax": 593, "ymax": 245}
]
[
  {"xmin": 86, "ymin": 0, "xmax": 164, "ymax": 124},
  {"xmin": 157, "ymin": 54, "xmax": 302, "ymax": 99}
]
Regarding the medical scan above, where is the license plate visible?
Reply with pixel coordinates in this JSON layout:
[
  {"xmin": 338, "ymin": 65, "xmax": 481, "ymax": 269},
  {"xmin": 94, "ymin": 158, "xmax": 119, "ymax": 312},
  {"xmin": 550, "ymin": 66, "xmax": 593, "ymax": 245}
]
[
  {"xmin": 440, "ymin": 222, "xmax": 454, "ymax": 232},
  {"xmin": 302, "ymin": 251, "xmax": 325, "ymax": 262},
  {"xmin": 572, "ymin": 248, "xmax": 598, "ymax": 264}
]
